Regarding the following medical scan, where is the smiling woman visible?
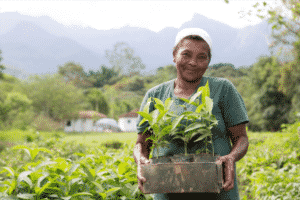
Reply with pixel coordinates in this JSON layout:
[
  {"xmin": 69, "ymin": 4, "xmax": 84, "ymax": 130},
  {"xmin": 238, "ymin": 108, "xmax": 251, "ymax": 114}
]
[{"xmin": 134, "ymin": 28, "xmax": 249, "ymax": 200}]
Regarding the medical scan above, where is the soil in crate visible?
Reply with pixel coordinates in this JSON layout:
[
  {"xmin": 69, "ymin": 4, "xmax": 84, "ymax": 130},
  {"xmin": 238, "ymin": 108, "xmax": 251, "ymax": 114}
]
[{"xmin": 141, "ymin": 154, "xmax": 223, "ymax": 194}]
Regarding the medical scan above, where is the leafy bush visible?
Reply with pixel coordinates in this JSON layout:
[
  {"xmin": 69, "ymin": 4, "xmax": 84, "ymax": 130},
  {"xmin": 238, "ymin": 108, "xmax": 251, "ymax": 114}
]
[
  {"xmin": 102, "ymin": 141, "xmax": 124, "ymax": 149},
  {"xmin": 0, "ymin": 135, "xmax": 152, "ymax": 200}
]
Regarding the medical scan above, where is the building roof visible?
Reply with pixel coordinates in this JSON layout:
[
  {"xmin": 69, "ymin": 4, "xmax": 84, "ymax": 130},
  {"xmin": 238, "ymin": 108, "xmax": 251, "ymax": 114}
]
[
  {"xmin": 79, "ymin": 110, "xmax": 107, "ymax": 119},
  {"xmin": 119, "ymin": 108, "xmax": 139, "ymax": 118}
]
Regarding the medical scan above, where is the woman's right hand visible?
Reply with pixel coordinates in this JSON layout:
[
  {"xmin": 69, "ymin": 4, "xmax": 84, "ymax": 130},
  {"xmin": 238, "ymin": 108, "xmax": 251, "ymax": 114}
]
[{"xmin": 137, "ymin": 156, "xmax": 150, "ymax": 193}]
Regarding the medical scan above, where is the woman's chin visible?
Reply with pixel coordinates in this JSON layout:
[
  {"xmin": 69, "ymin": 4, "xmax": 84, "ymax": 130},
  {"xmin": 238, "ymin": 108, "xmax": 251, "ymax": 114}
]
[{"xmin": 183, "ymin": 76, "xmax": 202, "ymax": 83}]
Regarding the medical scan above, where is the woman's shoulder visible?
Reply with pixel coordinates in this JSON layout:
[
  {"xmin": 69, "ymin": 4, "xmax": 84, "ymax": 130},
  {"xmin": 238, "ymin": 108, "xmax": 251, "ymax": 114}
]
[
  {"xmin": 146, "ymin": 79, "xmax": 175, "ymax": 97},
  {"xmin": 203, "ymin": 76, "xmax": 233, "ymax": 87}
]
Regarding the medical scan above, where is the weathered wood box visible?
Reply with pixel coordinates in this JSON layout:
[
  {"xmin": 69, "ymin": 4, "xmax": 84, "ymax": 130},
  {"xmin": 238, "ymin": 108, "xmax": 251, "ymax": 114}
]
[{"xmin": 141, "ymin": 154, "xmax": 223, "ymax": 194}]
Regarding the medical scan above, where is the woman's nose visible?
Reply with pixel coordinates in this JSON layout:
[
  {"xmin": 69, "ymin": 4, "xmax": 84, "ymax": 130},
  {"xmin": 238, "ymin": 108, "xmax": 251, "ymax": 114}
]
[{"xmin": 189, "ymin": 57, "xmax": 197, "ymax": 66}]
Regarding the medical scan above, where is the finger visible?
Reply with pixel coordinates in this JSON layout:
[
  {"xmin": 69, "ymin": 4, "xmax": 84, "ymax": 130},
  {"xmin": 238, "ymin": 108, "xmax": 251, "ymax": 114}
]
[
  {"xmin": 137, "ymin": 173, "xmax": 147, "ymax": 183},
  {"xmin": 140, "ymin": 157, "xmax": 150, "ymax": 164},
  {"xmin": 223, "ymin": 161, "xmax": 235, "ymax": 191}
]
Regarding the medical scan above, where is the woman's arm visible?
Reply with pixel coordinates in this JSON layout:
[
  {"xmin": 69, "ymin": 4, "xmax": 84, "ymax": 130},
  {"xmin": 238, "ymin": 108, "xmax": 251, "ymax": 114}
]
[
  {"xmin": 228, "ymin": 123, "xmax": 249, "ymax": 162},
  {"xmin": 133, "ymin": 130, "xmax": 153, "ymax": 192},
  {"xmin": 216, "ymin": 123, "xmax": 249, "ymax": 191}
]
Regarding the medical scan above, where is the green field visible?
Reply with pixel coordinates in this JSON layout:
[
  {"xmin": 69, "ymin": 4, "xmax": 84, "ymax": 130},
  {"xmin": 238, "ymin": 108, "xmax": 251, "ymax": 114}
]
[{"xmin": 62, "ymin": 132, "xmax": 138, "ymax": 147}]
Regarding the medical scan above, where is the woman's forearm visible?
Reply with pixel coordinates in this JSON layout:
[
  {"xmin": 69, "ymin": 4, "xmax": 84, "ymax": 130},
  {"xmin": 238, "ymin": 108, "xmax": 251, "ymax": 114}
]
[
  {"xmin": 228, "ymin": 135, "xmax": 249, "ymax": 163},
  {"xmin": 227, "ymin": 124, "xmax": 249, "ymax": 163}
]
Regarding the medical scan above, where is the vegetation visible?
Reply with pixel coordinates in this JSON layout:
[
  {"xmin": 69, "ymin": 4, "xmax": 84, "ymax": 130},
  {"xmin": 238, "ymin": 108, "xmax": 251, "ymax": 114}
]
[{"xmin": 0, "ymin": 120, "xmax": 300, "ymax": 199}]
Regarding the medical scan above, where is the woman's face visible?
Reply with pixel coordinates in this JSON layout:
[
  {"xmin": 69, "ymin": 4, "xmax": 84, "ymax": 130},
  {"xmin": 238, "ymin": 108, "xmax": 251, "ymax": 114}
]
[{"xmin": 173, "ymin": 38, "xmax": 210, "ymax": 83}]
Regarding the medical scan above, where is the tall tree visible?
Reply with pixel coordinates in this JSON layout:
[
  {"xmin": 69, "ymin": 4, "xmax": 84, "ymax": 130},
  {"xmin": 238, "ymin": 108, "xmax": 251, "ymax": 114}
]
[
  {"xmin": 58, "ymin": 62, "xmax": 92, "ymax": 88},
  {"xmin": 22, "ymin": 74, "xmax": 86, "ymax": 122},
  {"xmin": 248, "ymin": 56, "xmax": 291, "ymax": 131},
  {"xmin": 86, "ymin": 65, "xmax": 119, "ymax": 88},
  {"xmin": 85, "ymin": 88, "xmax": 109, "ymax": 115},
  {"xmin": 105, "ymin": 42, "xmax": 146, "ymax": 76}
]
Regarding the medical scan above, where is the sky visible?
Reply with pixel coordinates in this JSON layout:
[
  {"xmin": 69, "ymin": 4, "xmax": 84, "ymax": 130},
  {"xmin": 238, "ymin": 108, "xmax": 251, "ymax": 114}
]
[{"xmin": 0, "ymin": 0, "xmax": 285, "ymax": 32}]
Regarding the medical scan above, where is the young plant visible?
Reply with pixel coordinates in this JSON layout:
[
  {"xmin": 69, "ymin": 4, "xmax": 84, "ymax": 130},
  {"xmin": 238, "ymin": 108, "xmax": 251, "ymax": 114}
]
[
  {"xmin": 137, "ymin": 97, "xmax": 176, "ymax": 158},
  {"xmin": 170, "ymin": 80, "xmax": 218, "ymax": 156}
]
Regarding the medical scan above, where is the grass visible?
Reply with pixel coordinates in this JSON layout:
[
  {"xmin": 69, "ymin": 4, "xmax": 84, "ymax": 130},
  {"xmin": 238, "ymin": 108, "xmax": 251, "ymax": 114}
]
[{"xmin": 62, "ymin": 132, "xmax": 138, "ymax": 147}]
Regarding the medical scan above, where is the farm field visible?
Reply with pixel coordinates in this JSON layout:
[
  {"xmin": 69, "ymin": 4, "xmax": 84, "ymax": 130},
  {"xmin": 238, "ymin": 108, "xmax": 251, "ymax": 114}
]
[{"xmin": 0, "ymin": 124, "xmax": 299, "ymax": 199}]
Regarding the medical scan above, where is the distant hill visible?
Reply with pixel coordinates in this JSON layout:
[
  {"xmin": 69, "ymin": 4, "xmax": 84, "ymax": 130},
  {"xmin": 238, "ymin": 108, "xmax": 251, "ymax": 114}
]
[{"xmin": 0, "ymin": 12, "xmax": 271, "ymax": 79}]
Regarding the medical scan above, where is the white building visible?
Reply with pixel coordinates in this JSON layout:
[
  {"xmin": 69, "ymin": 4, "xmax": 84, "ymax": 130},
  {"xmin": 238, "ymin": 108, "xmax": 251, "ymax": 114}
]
[
  {"xmin": 64, "ymin": 110, "xmax": 107, "ymax": 132},
  {"xmin": 118, "ymin": 109, "xmax": 139, "ymax": 132},
  {"xmin": 95, "ymin": 118, "xmax": 122, "ymax": 132}
]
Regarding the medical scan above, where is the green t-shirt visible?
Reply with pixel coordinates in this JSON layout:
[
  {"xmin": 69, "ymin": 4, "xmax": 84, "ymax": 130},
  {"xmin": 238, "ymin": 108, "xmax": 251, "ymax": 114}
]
[{"xmin": 136, "ymin": 76, "xmax": 249, "ymax": 200}]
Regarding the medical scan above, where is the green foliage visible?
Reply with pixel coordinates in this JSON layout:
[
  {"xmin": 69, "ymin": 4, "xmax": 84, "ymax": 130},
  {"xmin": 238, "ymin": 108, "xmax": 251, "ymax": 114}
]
[
  {"xmin": 21, "ymin": 74, "xmax": 86, "ymax": 122},
  {"xmin": 58, "ymin": 62, "xmax": 93, "ymax": 88},
  {"xmin": 86, "ymin": 65, "xmax": 119, "ymax": 88},
  {"xmin": 85, "ymin": 88, "xmax": 110, "ymax": 115},
  {"xmin": 247, "ymin": 56, "xmax": 291, "ymax": 131},
  {"xmin": 0, "ymin": 50, "xmax": 5, "ymax": 80},
  {"xmin": 0, "ymin": 132, "xmax": 152, "ymax": 200},
  {"xmin": 138, "ymin": 80, "xmax": 218, "ymax": 157},
  {"xmin": 102, "ymin": 141, "xmax": 124, "ymax": 149}
]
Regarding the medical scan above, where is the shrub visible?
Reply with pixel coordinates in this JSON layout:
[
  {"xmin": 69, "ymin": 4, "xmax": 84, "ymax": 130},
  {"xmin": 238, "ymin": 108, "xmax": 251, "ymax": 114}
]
[{"xmin": 102, "ymin": 140, "xmax": 123, "ymax": 149}]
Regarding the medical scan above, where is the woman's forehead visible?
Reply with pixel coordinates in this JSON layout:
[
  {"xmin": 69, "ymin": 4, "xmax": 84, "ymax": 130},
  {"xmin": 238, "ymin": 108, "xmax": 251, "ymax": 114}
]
[{"xmin": 178, "ymin": 39, "xmax": 210, "ymax": 52}]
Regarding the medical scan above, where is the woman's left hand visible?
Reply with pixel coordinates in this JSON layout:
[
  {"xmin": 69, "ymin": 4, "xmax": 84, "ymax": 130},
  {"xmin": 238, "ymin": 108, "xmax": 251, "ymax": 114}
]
[{"xmin": 216, "ymin": 155, "xmax": 235, "ymax": 191}]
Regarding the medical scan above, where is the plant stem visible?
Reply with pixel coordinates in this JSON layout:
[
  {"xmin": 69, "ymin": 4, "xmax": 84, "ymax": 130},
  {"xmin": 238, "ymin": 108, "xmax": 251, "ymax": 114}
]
[
  {"xmin": 184, "ymin": 140, "xmax": 187, "ymax": 156},
  {"xmin": 205, "ymin": 137, "xmax": 207, "ymax": 154},
  {"xmin": 211, "ymin": 135, "xmax": 214, "ymax": 156}
]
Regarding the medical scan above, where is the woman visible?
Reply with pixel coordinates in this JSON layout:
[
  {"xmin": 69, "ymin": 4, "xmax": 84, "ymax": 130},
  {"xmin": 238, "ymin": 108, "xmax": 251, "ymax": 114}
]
[{"xmin": 133, "ymin": 28, "xmax": 249, "ymax": 200}]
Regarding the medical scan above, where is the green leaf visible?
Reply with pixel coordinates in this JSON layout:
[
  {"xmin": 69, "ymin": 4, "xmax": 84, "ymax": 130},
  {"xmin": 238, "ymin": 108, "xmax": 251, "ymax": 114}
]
[
  {"xmin": 179, "ymin": 98, "xmax": 189, "ymax": 104},
  {"xmin": 106, "ymin": 187, "xmax": 121, "ymax": 197},
  {"xmin": 202, "ymin": 80, "xmax": 210, "ymax": 105},
  {"xmin": 194, "ymin": 131, "xmax": 212, "ymax": 142},
  {"xmin": 37, "ymin": 173, "xmax": 49, "ymax": 188},
  {"xmin": 195, "ymin": 104, "xmax": 204, "ymax": 113},
  {"xmin": 154, "ymin": 104, "xmax": 164, "ymax": 112},
  {"xmin": 138, "ymin": 118, "xmax": 148, "ymax": 126},
  {"xmin": 17, "ymin": 193, "xmax": 35, "ymax": 199},
  {"xmin": 190, "ymin": 91, "xmax": 202, "ymax": 104},
  {"xmin": 172, "ymin": 115, "xmax": 184, "ymax": 131},
  {"xmin": 91, "ymin": 181, "xmax": 104, "ymax": 193},
  {"xmin": 68, "ymin": 163, "xmax": 80, "ymax": 176},
  {"xmin": 161, "ymin": 125, "xmax": 173, "ymax": 136},
  {"xmin": 34, "ymin": 161, "xmax": 56, "ymax": 172},
  {"xmin": 2, "ymin": 167, "xmax": 15, "ymax": 177},
  {"xmin": 136, "ymin": 111, "xmax": 153, "ymax": 123},
  {"xmin": 71, "ymin": 192, "xmax": 93, "ymax": 197},
  {"xmin": 166, "ymin": 112, "xmax": 178, "ymax": 118},
  {"xmin": 151, "ymin": 109, "xmax": 160, "ymax": 125},
  {"xmin": 143, "ymin": 101, "xmax": 151, "ymax": 113},
  {"xmin": 152, "ymin": 124, "xmax": 160, "ymax": 135},
  {"xmin": 157, "ymin": 110, "xmax": 168, "ymax": 125},
  {"xmin": 154, "ymin": 98, "xmax": 164, "ymax": 106},
  {"xmin": 81, "ymin": 164, "xmax": 95, "ymax": 182},
  {"xmin": 13, "ymin": 145, "xmax": 31, "ymax": 160},
  {"xmin": 181, "ymin": 111, "xmax": 193, "ymax": 115},
  {"xmin": 184, "ymin": 123, "xmax": 206, "ymax": 133},
  {"xmin": 17, "ymin": 171, "xmax": 33, "ymax": 189},
  {"xmin": 118, "ymin": 162, "xmax": 130, "ymax": 175},
  {"xmin": 164, "ymin": 98, "xmax": 173, "ymax": 110},
  {"xmin": 205, "ymin": 96, "xmax": 213, "ymax": 115}
]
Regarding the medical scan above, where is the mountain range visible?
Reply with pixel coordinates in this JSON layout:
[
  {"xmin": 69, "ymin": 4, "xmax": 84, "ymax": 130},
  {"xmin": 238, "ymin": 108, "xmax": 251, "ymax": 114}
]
[{"xmin": 0, "ymin": 12, "xmax": 272, "ymax": 79}]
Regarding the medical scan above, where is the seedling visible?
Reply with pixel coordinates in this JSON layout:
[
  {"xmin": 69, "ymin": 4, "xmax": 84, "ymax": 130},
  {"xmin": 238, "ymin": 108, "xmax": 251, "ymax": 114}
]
[
  {"xmin": 170, "ymin": 80, "xmax": 218, "ymax": 156},
  {"xmin": 137, "ymin": 80, "xmax": 218, "ymax": 158},
  {"xmin": 137, "ymin": 97, "xmax": 176, "ymax": 158}
]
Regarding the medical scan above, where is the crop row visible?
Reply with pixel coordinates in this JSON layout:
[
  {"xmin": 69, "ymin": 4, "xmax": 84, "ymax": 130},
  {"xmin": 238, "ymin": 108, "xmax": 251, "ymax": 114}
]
[{"xmin": 1, "ymin": 124, "xmax": 300, "ymax": 199}]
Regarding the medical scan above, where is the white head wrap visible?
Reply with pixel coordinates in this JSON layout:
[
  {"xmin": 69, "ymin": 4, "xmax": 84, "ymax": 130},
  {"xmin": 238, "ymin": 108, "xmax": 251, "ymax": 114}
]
[{"xmin": 174, "ymin": 28, "xmax": 212, "ymax": 52}]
